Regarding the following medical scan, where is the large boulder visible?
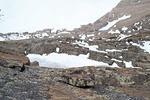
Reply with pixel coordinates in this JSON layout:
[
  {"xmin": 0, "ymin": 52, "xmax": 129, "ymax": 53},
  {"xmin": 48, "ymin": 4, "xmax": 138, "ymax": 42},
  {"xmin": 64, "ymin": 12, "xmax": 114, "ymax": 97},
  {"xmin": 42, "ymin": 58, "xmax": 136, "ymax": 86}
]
[
  {"xmin": 0, "ymin": 47, "xmax": 30, "ymax": 69},
  {"xmin": 133, "ymin": 53, "xmax": 150, "ymax": 69},
  {"xmin": 60, "ymin": 67, "xmax": 95, "ymax": 87}
]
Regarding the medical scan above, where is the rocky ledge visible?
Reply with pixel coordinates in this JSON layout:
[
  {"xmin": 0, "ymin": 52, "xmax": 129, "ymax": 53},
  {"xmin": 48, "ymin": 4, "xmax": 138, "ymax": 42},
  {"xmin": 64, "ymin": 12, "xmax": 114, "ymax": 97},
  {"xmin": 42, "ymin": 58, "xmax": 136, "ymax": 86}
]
[
  {"xmin": 0, "ymin": 46, "xmax": 29, "ymax": 71},
  {"xmin": 0, "ymin": 60, "xmax": 150, "ymax": 100},
  {"xmin": 0, "ymin": 40, "xmax": 150, "ymax": 100},
  {"xmin": 0, "ymin": 65, "xmax": 150, "ymax": 100}
]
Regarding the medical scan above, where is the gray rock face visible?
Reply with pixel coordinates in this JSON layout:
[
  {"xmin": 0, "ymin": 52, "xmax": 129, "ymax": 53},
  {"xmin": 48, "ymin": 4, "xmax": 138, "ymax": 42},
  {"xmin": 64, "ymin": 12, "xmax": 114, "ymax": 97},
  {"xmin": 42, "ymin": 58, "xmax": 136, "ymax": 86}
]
[
  {"xmin": 61, "ymin": 68, "xmax": 95, "ymax": 87},
  {"xmin": 0, "ymin": 46, "xmax": 30, "ymax": 69},
  {"xmin": 0, "ymin": 65, "xmax": 149, "ymax": 100},
  {"xmin": 1, "ymin": 33, "xmax": 150, "ymax": 68}
]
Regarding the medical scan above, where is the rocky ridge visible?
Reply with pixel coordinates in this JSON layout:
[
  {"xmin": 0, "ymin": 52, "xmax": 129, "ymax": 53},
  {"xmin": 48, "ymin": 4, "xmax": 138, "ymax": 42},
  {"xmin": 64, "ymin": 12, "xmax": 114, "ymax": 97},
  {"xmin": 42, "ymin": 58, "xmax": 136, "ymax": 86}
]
[{"xmin": 0, "ymin": 0, "xmax": 150, "ymax": 99}]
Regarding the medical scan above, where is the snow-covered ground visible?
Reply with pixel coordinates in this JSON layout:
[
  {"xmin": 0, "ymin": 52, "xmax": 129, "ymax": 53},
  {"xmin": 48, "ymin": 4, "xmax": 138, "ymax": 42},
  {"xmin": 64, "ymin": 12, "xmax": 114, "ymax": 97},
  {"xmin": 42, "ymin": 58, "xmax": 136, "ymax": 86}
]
[
  {"xmin": 27, "ymin": 52, "xmax": 136, "ymax": 68},
  {"xmin": 27, "ymin": 53, "xmax": 111, "ymax": 68},
  {"xmin": 0, "ymin": 29, "xmax": 72, "ymax": 41},
  {"xmin": 124, "ymin": 61, "xmax": 134, "ymax": 68},
  {"xmin": 117, "ymin": 34, "xmax": 132, "ymax": 41},
  {"xmin": 131, "ymin": 41, "xmax": 150, "ymax": 53},
  {"xmin": 73, "ymin": 40, "xmax": 107, "ymax": 53},
  {"xmin": 99, "ymin": 15, "xmax": 131, "ymax": 31},
  {"xmin": 0, "ymin": 37, "xmax": 5, "ymax": 41}
]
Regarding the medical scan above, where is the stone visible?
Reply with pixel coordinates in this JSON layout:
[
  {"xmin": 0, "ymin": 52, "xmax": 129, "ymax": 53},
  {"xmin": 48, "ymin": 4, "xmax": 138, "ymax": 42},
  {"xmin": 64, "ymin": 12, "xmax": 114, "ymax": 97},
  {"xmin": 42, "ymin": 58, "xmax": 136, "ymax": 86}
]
[
  {"xmin": 30, "ymin": 61, "xmax": 39, "ymax": 67},
  {"xmin": 61, "ymin": 68, "xmax": 95, "ymax": 87},
  {"xmin": 0, "ymin": 47, "xmax": 30, "ymax": 69}
]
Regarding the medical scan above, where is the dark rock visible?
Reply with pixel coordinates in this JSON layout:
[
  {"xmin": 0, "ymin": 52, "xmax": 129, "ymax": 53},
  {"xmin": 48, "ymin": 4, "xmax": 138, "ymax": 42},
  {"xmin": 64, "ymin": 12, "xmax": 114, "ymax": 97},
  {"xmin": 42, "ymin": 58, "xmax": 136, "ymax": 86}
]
[
  {"xmin": 30, "ymin": 61, "xmax": 39, "ymax": 67},
  {"xmin": 61, "ymin": 68, "xmax": 95, "ymax": 87}
]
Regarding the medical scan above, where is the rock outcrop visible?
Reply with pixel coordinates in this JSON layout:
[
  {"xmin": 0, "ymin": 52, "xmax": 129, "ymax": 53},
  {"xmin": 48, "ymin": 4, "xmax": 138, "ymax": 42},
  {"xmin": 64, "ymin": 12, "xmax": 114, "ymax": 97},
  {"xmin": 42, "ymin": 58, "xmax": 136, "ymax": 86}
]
[
  {"xmin": 0, "ymin": 0, "xmax": 150, "ymax": 99},
  {"xmin": 74, "ymin": 0, "xmax": 150, "ymax": 35},
  {"xmin": 0, "ymin": 46, "xmax": 30, "ymax": 70},
  {"xmin": 0, "ymin": 65, "xmax": 149, "ymax": 100}
]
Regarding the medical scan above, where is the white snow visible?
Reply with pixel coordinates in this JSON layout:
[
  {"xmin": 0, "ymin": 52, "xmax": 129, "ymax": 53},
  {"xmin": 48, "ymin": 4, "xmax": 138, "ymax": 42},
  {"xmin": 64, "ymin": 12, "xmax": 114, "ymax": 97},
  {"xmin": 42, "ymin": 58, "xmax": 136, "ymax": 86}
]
[
  {"xmin": 71, "ymin": 36, "xmax": 75, "ymax": 39},
  {"xmin": 73, "ymin": 41, "xmax": 129, "ymax": 53},
  {"xmin": 0, "ymin": 32, "xmax": 38, "ymax": 41},
  {"xmin": 0, "ymin": 31, "xmax": 59, "ymax": 41},
  {"xmin": 87, "ymin": 34, "xmax": 94, "ymax": 37},
  {"xmin": 24, "ymin": 51, "xmax": 27, "ymax": 55},
  {"xmin": 133, "ymin": 22, "xmax": 143, "ymax": 31},
  {"xmin": 119, "ymin": 56, "xmax": 123, "ymax": 59},
  {"xmin": 124, "ymin": 61, "xmax": 134, "ymax": 68},
  {"xmin": 0, "ymin": 37, "xmax": 5, "ymax": 41},
  {"xmin": 108, "ymin": 30, "xmax": 120, "ymax": 34},
  {"xmin": 56, "ymin": 47, "xmax": 60, "ymax": 52},
  {"xmin": 131, "ymin": 41, "xmax": 150, "ymax": 53},
  {"xmin": 7, "ymin": 33, "xmax": 30, "ymax": 40},
  {"xmin": 99, "ymin": 15, "xmax": 131, "ymax": 30},
  {"xmin": 80, "ymin": 34, "xmax": 86, "ymax": 40},
  {"xmin": 42, "ymin": 33, "xmax": 49, "ymax": 37},
  {"xmin": 106, "ymin": 49, "xmax": 122, "ymax": 52},
  {"xmin": 122, "ymin": 27, "xmax": 128, "ymax": 31},
  {"xmin": 27, "ymin": 53, "xmax": 110, "ymax": 68},
  {"xmin": 128, "ymin": 30, "xmax": 131, "ymax": 33},
  {"xmin": 73, "ymin": 41, "xmax": 107, "ymax": 53},
  {"xmin": 134, "ymin": 22, "xmax": 140, "ymax": 26},
  {"xmin": 111, "ymin": 63, "xmax": 119, "ymax": 68},
  {"xmin": 117, "ymin": 34, "xmax": 131, "ymax": 41},
  {"xmin": 58, "ymin": 31, "xmax": 70, "ymax": 34},
  {"xmin": 137, "ymin": 0, "xmax": 141, "ymax": 3},
  {"xmin": 111, "ymin": 58, "xmax": 122, "ymax": 62}
]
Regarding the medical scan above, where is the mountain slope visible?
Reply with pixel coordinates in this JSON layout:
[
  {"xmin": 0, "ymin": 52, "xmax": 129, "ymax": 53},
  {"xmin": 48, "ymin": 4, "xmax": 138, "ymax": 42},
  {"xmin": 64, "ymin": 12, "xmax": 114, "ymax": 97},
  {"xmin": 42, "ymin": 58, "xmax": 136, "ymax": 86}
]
[
  {"xmin": 0, "ymin": 0, "xmax": 150, "ymax": 68},
  {"xmin": 74, "ymin": 0, "xmax": 150, "ymax": 37},
  {"xmin": 1, "ymin": 0, "xmax": 150, "ymax": 41}
]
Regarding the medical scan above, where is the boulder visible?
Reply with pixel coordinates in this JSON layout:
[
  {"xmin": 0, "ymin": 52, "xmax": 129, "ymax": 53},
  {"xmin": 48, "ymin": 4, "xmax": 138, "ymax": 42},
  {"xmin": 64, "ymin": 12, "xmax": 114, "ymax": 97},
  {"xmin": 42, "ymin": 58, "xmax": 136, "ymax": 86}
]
[
  {"xmin": 30, "ymin": 61, "xmax": 39, "ymax": 67},
  {"xmin": 0, "ymin": 47, "xmax": 30, "ymax": 69},
  {"xmin": 133, "ymin": 53, "xmax": 150, "ymax": 69},
  {"xmin": 60, "ymin": 68, "xmax": 95, "ymax": 87}
]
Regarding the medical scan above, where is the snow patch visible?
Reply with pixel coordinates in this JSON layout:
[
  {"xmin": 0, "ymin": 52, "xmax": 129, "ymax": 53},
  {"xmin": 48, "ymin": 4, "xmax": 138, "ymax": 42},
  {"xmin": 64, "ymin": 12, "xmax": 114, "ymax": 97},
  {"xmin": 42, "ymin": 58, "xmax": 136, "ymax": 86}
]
[
  {"xmin": 106, "ymin": 49, "xmax": 122, "ymax": 52},
  {"xmin": 111, "ymin": 63, "xmax": 119, "ymax": 68},
  {"xmin": 131, "ymin": 41, "xmax": 150, "ymax": 53},
  {"xmin": 99, "ymin": 15, "xmax": 131, "ymax": 31},
  {"xmin": 108, "ymin": 30, "xmax": 120, "ymax": 34},
  {"xmin": 124, "ymin": 61, "xmax": 134, "ymax": 68},
  {"xmin": 27, "ymin": 53, "xmax": 110, "ymax": 68},
  {"xmin": 73, "ymin": 41, "xmax": 107, "ymax": 53},
  {"xmin": 122, "ymin": 27, "xmax": 128, "ymax": 31},
  {"xmin": 0, "ymin": 37, "xmax": 5, "ymax": 41},
  {"xmin": 117, "ymin": 34, "xmax": 131, "ymax": 41},
  {"xmin": 56, "ymin": 47, "xmax": 60, "ymax": 53},
  {"xmin": 87, "ymin": 34, "xmax": 94, "ymax": 37},
  {"xmin": 111, "ymin": 58, "xmax": 122, "ymax": 62},
  {"xmin": 80, "ymin": 34, "xmax": 86, "ymax": 40},
  {"xmin": 58, "ymin": 31, "xmax": 70, "ymax": 34}
]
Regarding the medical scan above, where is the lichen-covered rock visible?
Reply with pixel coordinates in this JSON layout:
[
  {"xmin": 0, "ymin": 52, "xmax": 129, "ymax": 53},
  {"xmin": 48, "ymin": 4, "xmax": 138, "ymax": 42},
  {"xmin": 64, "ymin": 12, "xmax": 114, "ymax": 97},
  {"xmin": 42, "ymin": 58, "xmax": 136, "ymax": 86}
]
[
  {"xmin": 0, "ymin": 65, "xmax": 149, "ymax": 100},
  {"xmin": 30, "ymin": 61, "xmax": 39, "ymax": 67},
  {"xmin": 0, "ymin": 47, "xmax": 30, "ymax": 69},
  {"xmin": 61, "ymin": 68, "xmax": 95, "ymax": 87}
]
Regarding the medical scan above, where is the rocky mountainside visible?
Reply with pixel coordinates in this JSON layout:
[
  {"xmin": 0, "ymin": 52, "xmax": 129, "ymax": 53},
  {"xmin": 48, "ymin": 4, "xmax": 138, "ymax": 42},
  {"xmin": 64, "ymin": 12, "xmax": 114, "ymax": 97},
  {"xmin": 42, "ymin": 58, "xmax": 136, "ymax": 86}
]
[
  {"xmin": 0, "ymin": 0, "xmax": 150, "ymax": 68},
  {"xmin": 0, "ymin": 65, "xmax": 150, "ymax": 100},
  {"xmin": 1, "ymin": 0, "xmax": 150, "ymax": 41},
  {"xmin": 0, "ymin": 29, "xmax": 71, "ymax": 41},
  {"xmin": 0, "ymin": 0, "xmax": 150, "ymax": 99},
  {"xmin": 74, "ymin": 0, "xmax": 150, "ymax": 36}
]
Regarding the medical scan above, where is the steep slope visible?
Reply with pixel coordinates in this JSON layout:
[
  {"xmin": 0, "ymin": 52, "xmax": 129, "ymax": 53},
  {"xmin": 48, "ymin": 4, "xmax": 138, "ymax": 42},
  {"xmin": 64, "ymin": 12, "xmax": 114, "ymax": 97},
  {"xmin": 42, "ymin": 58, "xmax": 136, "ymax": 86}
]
[{"xmin": 74, "ymin": 0, "xmax": 150, "ymax": 39}]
